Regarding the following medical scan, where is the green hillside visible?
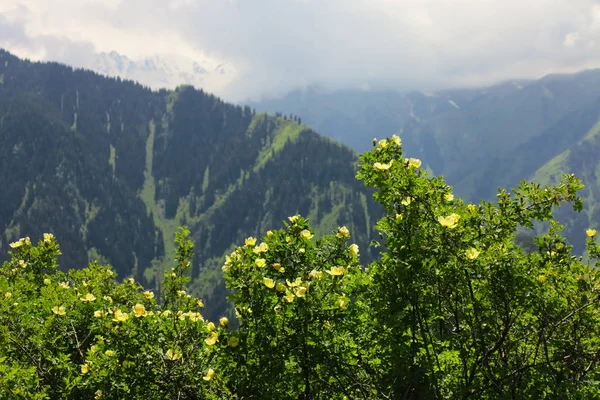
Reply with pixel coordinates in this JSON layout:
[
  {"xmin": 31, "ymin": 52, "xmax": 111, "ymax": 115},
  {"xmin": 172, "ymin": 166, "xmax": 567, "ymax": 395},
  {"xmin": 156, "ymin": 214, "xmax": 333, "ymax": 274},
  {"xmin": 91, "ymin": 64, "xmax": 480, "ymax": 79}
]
[{"xmin": 0, "ymin": 50, "xmax": 379, "ymax": 317}]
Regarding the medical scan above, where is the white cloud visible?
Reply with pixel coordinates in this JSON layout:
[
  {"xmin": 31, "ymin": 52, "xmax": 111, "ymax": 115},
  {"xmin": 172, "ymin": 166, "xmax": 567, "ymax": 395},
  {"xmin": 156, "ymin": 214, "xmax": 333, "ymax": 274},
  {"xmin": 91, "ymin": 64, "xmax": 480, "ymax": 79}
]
[{"xmin": 1, "ymin": 0, "xmax": 600, "ymax": 101}]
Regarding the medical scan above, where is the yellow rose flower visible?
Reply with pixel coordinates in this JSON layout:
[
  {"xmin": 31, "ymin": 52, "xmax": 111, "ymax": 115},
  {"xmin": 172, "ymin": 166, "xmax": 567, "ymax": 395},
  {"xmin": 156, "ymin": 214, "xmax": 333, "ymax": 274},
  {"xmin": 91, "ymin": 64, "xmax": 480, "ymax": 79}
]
[
  {"xmin": 94, "ymin": 310, "xmax": 107, "ymax": 318},
  {"xmin": 309, "ymin": 269, "xmax": 323, "ymax": 280},
  {"xmin": 444, "ymin": 193, "xmax": 454, "ymax": 202},
  {"xmin": 4, "ymin": 292, "xmax": 12, "ymax": 300},
  {"xmin": 395, "ymin": 213, "xmax": 403, "ymax": 221},
  {"xmin": 253, "ymin": 242, "xmax": 269, "ymax": 253},
  {"xmin": 143, "ymin": 291, "xmax": 154, "ymax": 299},
  {"xmin": 228, "ymin": 336, "xmax": 240, "ymax": 347},
  {"xmin": 59, "ymin": 282, "xmax": 70, "ymax": 289},
  {"xmin": 221, "ymin": 264, "xmax": 230, "ymax": 272},
  {"xmin": 197, "ymin": 299, "xmax": 205, "ymax": 308},
  {"xmin": 219, "ymin": 317, "xmax": 229, "ymax": 327},
  {"xmin": 438, "ymin": 213, "xmax": 460, "ymax": 229},
  {"xmin": 43, "ymin": 278, "xmax": 51, "ymax": 285},
  {"xmin": 336, "ymin": 226, "xmax": 350, "ymax": 238},
  {"xmin": 349, "ymin": 244, "xmax": 359, "ymax": 258},
  {"xmin": 18, "ymin": 260, "xmax": 27, "ymax": 268},
  {"xmin": 188, "ymin": 312, "xmax": 203, "ymax": 322},
  {"xmin": 127, "ymin": 278, "xmax": 135, "ymax": 285},
  {"xmin": 52, "ymin": 306, "xmax": 66, "ymax": 316},
  {"xmin": 276, "ymin": 283, "xmax": 287, "ymax": 292},
  {"xmin": 207, "ymin": 322, "xmax": 216, "ymax": 331},
  {"xmin": 378, "ymin": 139, "xmax": 388, "ymax": 149},
  {"xmin": 203, "ymin": 368, "xmax": 215, "ymax": 381},
  {"xmin": 266, "ymin": 230, "xmax": 274, "ymax": 237},
  {"xmin": 272, "ymin": 263, "xmax": 284, "ymax": 272},
  {"xmin": 286, "ymin": 277, "xmax": 302, "ymax": 287},
  {"xmin": 245, "ymin": 237, "xmax": 257, "ymax": 247},
  {"xmin": 326, "ymin": 266, "xmax": 345, "ymax": 276},
  {"xmin": 80, "ymin": 293, "xmax": 97, "ymax": 303},
  {"xmin": 284, "ymin": 291, "xmax": 295, "ymax": 303},
  {"xmin": 43, "ymin": 233, "xmax": 55, "ymax": 244},
  {"xmin": 288, "ymin": 215, "xmax": 300, "ymax": 223},
  {"xmin": 465, "ymin": 248, "xmax": 480, "ymax": 260},
  {"xmin": 205, "ymin": 332, "xmax": 218, "ymax": 345},
  {"xmin": 263, "ymin": 278, "xmax": 275, "ymax": 289},
  {"xmin": 537, "ymin": 275, "xmax": 547, "ymax": 284},
  {"xmin": 132, "ymin": 303, "xmax": 146, "ymax": 317},
  {"xmin": 295, "ymin": 286, "xmax": 308, "ymax": 297},
  {"xmin": 391, "ymin": 134, "xmax": 401, "ymax": 145},
  {"xmin": 255, "ymin": 258, "xmax": 266, "ymax": 268},
  {"xmin": 407, "ymin": 158, "xmax": 422, "ymax": 168},
  {"xmin": 166, "ymin": 349, "xmax": 182, "ymax": 361},
  {"xmin": 586, "ymin": 229, "xmax": 597, "ymax": 237},
  {"xmin": 373, "ymin": 161, "xmax": 393, "ymax": 171},
  {"xmin": 300, "ymin": 230, "xmax": 313, "ymax": 240},
  {"xmin": 177, "ymin": 290, "xmax": 187, "ymax": 297},
  {"xmin": 112, "ymin": 309, "xmax": 129, "ymax": 322},
  {"xmin": 81, "ymin": 364, "xmax": 90, "ymax": 374},
  {"xmin": 467, "ymin": 204, "xmax": 477, "ymax": 212},
  {"xmin": 401, "ymin": 197, "xmax": 412, "ymax": 206},
  {"xmin": 104, "ymin": 350, "xmax": 115, "ymax": 357}
]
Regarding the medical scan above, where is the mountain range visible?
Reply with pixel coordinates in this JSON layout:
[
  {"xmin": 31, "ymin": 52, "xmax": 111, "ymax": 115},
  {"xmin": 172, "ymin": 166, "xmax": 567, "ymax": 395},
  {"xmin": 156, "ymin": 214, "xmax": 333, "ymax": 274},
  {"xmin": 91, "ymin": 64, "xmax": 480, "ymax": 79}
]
[
  {"xmin": 0, "ymin": 49, "xmax": 378, "ymax": 319},
  {"xmin": 252, "ymin": 70, "xmax": 600, "ymax": 250}
]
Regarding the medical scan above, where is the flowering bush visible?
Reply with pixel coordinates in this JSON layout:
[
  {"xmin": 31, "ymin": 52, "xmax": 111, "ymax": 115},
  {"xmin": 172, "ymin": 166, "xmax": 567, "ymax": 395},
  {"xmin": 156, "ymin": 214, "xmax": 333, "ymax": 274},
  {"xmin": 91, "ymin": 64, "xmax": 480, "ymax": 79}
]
[{"xmin": 3, "ymin": 136, "xmax": 600, "ymax": 399}]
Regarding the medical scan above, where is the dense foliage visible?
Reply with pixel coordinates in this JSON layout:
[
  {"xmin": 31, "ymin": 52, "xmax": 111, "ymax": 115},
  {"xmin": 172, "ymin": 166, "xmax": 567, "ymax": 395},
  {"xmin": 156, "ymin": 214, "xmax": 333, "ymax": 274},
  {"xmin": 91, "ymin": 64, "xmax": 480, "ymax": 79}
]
[{"xmin": 3, "ymin": 136, "xmax": 600, "ymax": 398}]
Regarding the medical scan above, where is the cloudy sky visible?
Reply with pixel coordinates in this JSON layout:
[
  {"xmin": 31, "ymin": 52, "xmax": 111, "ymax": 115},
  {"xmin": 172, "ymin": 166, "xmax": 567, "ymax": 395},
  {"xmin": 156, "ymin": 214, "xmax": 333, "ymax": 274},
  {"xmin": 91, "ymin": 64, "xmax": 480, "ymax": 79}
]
[{"xmin": 1, "ymin": 0, "xmax": 600, "ymax": 101}]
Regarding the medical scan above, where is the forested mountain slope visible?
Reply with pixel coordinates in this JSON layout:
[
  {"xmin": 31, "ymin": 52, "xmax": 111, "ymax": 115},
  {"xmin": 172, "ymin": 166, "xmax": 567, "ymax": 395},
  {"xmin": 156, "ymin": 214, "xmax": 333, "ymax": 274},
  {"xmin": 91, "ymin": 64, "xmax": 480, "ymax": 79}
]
[{"xmin": 0, "ymin": 50, "xmax": 378, "ymax": 315}]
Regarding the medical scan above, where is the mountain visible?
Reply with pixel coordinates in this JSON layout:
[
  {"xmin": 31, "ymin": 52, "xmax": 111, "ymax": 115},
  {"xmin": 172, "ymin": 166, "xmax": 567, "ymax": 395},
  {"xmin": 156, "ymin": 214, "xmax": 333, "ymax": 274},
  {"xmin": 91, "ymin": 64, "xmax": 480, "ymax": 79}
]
[
  {"xmin": 253, "ymin": 70, "xmax": 600, "ymax": 247},
  {"xmin": 87, "ymin": 51, "xmax": 236, "ymax": 94},
  {"xmin": 0, "ymin": 49, "xmax": 379, "ymax": 318}
]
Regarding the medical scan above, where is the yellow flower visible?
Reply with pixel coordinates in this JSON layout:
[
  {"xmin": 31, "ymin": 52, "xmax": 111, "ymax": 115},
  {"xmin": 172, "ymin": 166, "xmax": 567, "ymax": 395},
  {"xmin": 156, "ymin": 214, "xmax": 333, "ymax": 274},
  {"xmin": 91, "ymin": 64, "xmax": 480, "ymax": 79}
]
[
  {"xmin": 465, "ymin": 248, "xmax": 480, "ymax": 260},
  {"xmin": 253, "ymin": 242, "xmax": 269, "ymax": 253},
  {"xmin": 263, "ymin": 278, "xmax": 275, "ymax": 289},
  {"xmin": 586, "ymin": 229, "xmax": 597, "ymax": 237},
  {"xmin": 43, "ymin": 278, "xmax": 51, "ymax": 285},
  {"xmin": 407, "ymin": 158, "xmax": 422, "ymax": 168},
  {"xmin": 9, "ymin": 237, "xmax": 30, "ymax": 249},
  {"xmin": 299, "ymin": 248, "xmax": 305, "ymax": 254},
  {"xmin": 391, "ymin": 134, "xmax": 401, "ymax": 146},
  {"xmin": 4, "ymin": 292, "xmax": 12, "ymax": 300},
  {"xmin": 349, "ymin": 244, "xmax": 359, "ymax": 258},
  {"xmin": 266, "ymin": 230, "xmax": 274, "ymax": 237},
  {"xmin": 338, "ymin": 295, "xmax": 350, "ymax": 309},
  {"xmin": 112, "ymin": 309, "xmax": 129, "ymax": 322},
  {"xmin": 43, "ymin": 233, "xmax": 54, "ymax": 244},
  {"xmin": 326, "ymin": 266, "xmax": 345, "ymax": 276},
  {"xmin": 284, "ymin": 291, "xmax": 295, "ymax": 303},
  {"xmin": 401, "ymin": 197, "xmax": 412, "ymax": 206},
  {"xmin": 467, "ymin": 204, "xmax": 477, "ymax": 212},
  {"xmin": 444, "ymin": 193, "xmax": 454, "ymax": 202},
  {"xmin": 203, "ymin": 368, "xmax": 215, "ymax": 381},
  {"xmin": 309, "ymin": 269, "xmax": 323, "ymax": 280},
  {"xmin": 94, "ymin": 310, "xmax": 107, "ymax": 318},
  {"xmin": 228, "ymin": 336, "xmax": 240, "ymax": 347},
  {"xmin": 438, "ymin": 213, "xmax": 460, "ymax": 229},
  {"xmin": 188, "ymin": 312, "xmax": 203, "ymax": 322},
  {"xmin": 537, "ymin": 275, "xmax": 547, "ymax": 284},
  {"xmin": 80, "ymin": 293, "xmax": 97, "ymax": 303},
  {"xmin": 288, "ymin": 215, "xmax": 300, "ymax": 223},
  {"xmin": 395, "ymin": 213, "xmax": 403, "ymax": 221},
  {"xmin": 272, "ymin": 263, "xmax": 284, "ymax": 272},
  {"xmin": 276, "ymin": 283, "xmax": 287, "ymax": 292},
  {"xmin": 59, "ymin": 282, "xmax": 70, "ymax": 289},
  {"xmin": 295, "ymin": 286, "xmax": 308, "ymax": 297},
  {"xmin": 143, "ymin": 291, "xmax": 154, "ymax": 299},
  {"xmin": 300, "ymin": 230, "xmax": 313, "ymax": 240},
  {"xmin": 52, "ymin": 306, "xmax": 66, "ymax": 316},
  {"xmin": 177, "ymin": 290, "xmax": 187, "ymax": 297},
  {"xmin": 255, "ymin": 258, "xmax": 266, "ymax": 268},
  {"xmin": 336, "ymin": 226, "xmax": 350, "ymax": 238},
  {"xmin": 166, "ymin": 349, "xmax": 182, "ymax": 361},
  {"xmin": 161, "ymin": 310, "xmax": 172, "ymax": 317},
  {"xmin": 373, "ymin": 161, "xmax": 393, "ymax": 171},
  {"xmin": 219, "ymin": 317, "xmax": 229, "ymax": 327},
  {"xmin": 127, "ymin": 278, "xmax": 135, "ymax": 285},
  {"xmin": 104, "ymin": 350, "xmax": 115, "ymax": 357},
  {"xmin": 207, "ymin": 322, "xmax": 216, "ymax": 331},
  {"xmin": 245, "ymin": 237, "xmax": 257, "ymax": 247},
  {"xmin": 221, "ymin": 264, "xmax": 230, "ymax": 272},
  {"xmin": 555, "ymin": 242, "xmax": 565, "ymax": 250},
  {"xmin": 18, "ymin": 260, "xmax": 27, "ymax": 268},
  {"xmin": 103, "ymin": 296, "xmax": 113, "ymax": 303},
  {"xmin": 81, "ymin": 363, "xmax": 90, "ymax": 374},
  {"xmin": 378, "ymin": 139, "xmax": 388, "ymax": 149},
  {"xmin": 205, "ymin": 332, "xmax": 218, "ymax": 345},
  {"xmin": 132, "ymin": 303, "xmax": 146, "ymax": 317},
  {"xmin": 82, "ymin": 280, "xmax": 89, "ymax": 287}
]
